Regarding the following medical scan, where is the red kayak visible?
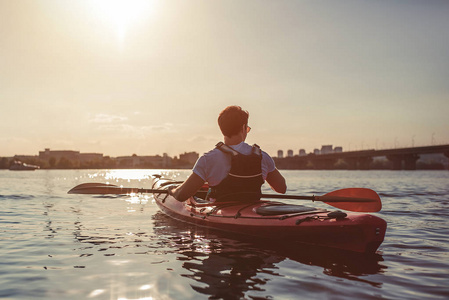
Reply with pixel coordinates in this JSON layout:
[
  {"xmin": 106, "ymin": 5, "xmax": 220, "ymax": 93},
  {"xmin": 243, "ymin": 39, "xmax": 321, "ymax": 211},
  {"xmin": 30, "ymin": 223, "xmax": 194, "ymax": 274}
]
[{"xmin": 152, "ymin": 178, "xmax": 387, "ymax": 254}]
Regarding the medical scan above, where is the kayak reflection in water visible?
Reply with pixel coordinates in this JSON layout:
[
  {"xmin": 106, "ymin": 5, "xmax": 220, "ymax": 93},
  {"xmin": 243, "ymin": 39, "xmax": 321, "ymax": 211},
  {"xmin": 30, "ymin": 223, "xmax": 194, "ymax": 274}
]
[
  {"xmin": 152, "ymin": 212, "xmax": 386, "ymax": 299},
  {"xmin": 169, "ymin": 105, "xmax": 287, "ymax": 202}
]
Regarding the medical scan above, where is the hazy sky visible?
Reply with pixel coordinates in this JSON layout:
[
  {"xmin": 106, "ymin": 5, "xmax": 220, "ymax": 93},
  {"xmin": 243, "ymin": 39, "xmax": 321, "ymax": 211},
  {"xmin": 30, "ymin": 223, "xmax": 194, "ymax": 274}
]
[{"xmin": 1, "ymin": 0, "xmax": 448, "ymax": 157}]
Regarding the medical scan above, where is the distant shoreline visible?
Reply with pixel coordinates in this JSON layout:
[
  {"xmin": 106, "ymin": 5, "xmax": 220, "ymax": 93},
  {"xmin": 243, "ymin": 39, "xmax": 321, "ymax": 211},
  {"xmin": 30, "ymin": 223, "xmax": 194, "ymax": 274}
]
[{"xmin": 1, "ymin": 166, "xmax": 447, "ymax": 171}]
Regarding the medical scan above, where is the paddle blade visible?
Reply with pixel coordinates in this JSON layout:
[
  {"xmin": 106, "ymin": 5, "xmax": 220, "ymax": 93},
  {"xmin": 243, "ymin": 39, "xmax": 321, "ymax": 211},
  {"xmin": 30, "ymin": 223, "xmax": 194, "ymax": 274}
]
[
  {"xmin": 68, "ymin": 183, "xmax": 132, "ymax": 194},
  {"xmin": 68, "ymin": 183, "xmax": 170, "ymax": 195},
  {"xmin": 319, "ymin": 188, "xmax": 382, "ymax": 212}
]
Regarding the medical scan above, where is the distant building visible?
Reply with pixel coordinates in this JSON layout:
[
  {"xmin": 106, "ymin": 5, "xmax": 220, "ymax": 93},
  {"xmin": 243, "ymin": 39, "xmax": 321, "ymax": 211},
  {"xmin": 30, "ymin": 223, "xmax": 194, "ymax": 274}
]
[
  {"xmin": 299, "ymin": 149, "xmax": 306, "ymax": 156},
  {"xmin": 179, "ymin": 152, "xmax": 199, "ymax": 165},
  {"xmin": 145, "ymin": 154, "xmax": 168, "ymax": 168},
  {"xmin": 116, "ymin": 154, "xmax": 172, "ymax": 168},
  {"xmin": 4, "ymin": 148, "xmax": 206, "ymax": 169},
  {"xmin": 277, "ymin": 150, "xmax": 284, "ymax": 158},
  {"xmin": 287, "ymin": 149, "xmax": 294, "ymax": 157},
  {"xmin": 313, "ymin": 149, "xmax": 320, "ymax": 155},
  {"xmin": 80, "ymin": 153, "xmax": 103, "ymax": 162},
  {"xmin": 39, "ymin": 148, "xmax": 80, "ymax": 160},
  {"xmin": 39, "ymin": 148, "xmax": 103, "ymax": 162},
  {"xmin": 321, "ymin": 145, "xmax": 333, "ymax": 154},
  {"xmin": 115, "ymin": 155, "xmax": 136, "ymax": 168},
  {"xmin": 162, "ymin": 153, "xmax": 171, "ymax": 168},
  {"xmin": 334, "ymin": 146, "xmax": 343, "ymax": 153},
  {"xmin": 14, "ymin": 155, "xmax": 38, "ymax": 161}
]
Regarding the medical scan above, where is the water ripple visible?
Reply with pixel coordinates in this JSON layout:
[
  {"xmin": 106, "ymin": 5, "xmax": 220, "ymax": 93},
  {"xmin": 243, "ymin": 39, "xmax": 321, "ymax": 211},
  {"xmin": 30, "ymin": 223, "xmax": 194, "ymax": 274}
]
[
  {"xmin": 0, "ymin": 194, "xmax": 35, "ymax": 200},
  {"xmin": 1, "ymin": 170, "xmax": 448, "ymax": 299}
]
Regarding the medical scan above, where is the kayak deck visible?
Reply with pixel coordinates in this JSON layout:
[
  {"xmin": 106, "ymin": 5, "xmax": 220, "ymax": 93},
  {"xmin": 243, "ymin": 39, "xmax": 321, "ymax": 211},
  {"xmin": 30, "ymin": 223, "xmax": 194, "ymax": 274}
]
[{"xmin": 152, "ymin": 179, "xmax": 387, "ymax": 253}]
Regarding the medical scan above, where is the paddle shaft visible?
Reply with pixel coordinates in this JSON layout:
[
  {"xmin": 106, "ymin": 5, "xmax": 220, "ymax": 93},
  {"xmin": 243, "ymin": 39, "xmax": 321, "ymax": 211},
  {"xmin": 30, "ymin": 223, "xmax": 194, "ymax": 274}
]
[{"xmin": 68, "ymin": 185, "xmax": 375, "ymax": 203}]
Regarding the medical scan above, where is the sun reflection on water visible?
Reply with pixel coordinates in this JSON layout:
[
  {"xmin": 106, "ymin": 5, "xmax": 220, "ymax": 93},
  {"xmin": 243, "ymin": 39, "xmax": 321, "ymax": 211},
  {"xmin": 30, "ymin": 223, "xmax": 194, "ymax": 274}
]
[
  {"xmin": 84, "ymin": 169, "xmax": 186, "ymax": 187},
  {"xmin": 88, "ymin": 289, "xmax": 106, "ymax": 298},
  {"xmin": 139, "ymin": 284, "xmax": 153, "ymax": 291},
  {"xmin": 104, "ymin": 170, "xmax": 154, "ymax": 181},
  {"xmin": 126, "ymin": 193, "xmax": 151, "ymax": 205}
]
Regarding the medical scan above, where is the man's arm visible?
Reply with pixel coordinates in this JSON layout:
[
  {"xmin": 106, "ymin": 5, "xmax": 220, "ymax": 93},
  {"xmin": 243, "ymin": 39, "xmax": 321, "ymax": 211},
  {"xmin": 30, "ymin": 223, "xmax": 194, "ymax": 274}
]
[
  {"xmin": 169, "ymin": 172, "xmax": 205, "ymax": 202},
  {"xmin": 266, "ymin": 168, "xmax": 287, "ymax": 194}
]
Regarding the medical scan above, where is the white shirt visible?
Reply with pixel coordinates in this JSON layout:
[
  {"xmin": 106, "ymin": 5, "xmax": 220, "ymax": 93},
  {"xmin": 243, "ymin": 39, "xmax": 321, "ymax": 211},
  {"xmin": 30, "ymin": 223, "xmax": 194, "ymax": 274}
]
[{"xmin": 193, "ymin": 142, "xmax": 276, "ymax": 186}]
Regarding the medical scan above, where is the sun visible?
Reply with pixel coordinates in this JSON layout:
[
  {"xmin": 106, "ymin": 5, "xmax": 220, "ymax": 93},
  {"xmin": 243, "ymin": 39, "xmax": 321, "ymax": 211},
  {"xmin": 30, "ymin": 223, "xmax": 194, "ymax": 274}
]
[{"xmin": 89, "ymin": 0, "xmax": 156, "ymax": 45}]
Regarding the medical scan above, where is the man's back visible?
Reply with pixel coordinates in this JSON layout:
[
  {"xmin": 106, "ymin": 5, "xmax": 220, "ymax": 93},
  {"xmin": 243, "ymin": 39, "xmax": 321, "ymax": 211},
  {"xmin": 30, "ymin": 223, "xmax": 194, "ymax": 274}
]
[{"xmin": 193, "ymin": 142, "xmax": 275, "ymax": 187}]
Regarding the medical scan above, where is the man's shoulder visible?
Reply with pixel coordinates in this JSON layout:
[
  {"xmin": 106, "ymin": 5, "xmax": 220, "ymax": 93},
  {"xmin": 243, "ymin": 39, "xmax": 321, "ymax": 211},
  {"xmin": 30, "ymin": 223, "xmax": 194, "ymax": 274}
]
[
  {"xmin": 261, "ymin": 151, "xmax": 274, "ymax": 164},
  {"xmin": 199, "ymin": 147, "xmax": 227, "ymax": 161},
  {"xmin": 243, "ymin": 143, "xmax": 273, "ymax": 158},
  {"xmin": 202, "ymin": 147, "xmax": 222, "ymax": 156},
  {"xmin": 260, "ymin": 148, "xmax": 273, "ymax": 158},
  {"xmin": 229, "ymin": 142, "xmax": 253, "ymax": 154},
  {"xmin": 202, "ymin": 142, "xmax": 273, "ymax": 159}
]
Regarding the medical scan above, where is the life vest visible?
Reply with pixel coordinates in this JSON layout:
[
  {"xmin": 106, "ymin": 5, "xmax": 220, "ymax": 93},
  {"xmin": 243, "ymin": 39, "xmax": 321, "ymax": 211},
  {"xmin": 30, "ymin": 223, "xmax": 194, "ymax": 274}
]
[{"xmin": 208, "ymin": 142, "xmax": 264, "ymax": 202}]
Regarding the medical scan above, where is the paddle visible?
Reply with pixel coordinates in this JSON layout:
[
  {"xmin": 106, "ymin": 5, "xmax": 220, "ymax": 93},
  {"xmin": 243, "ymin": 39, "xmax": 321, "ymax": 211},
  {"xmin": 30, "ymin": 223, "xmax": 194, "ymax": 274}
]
[
  {"xmin": 68, "ymin": 184, "xmax": 208, "ymax": 197},
  {"xmin": 68, "ymin": 183, "xmax": 381, "ymax": 212}
]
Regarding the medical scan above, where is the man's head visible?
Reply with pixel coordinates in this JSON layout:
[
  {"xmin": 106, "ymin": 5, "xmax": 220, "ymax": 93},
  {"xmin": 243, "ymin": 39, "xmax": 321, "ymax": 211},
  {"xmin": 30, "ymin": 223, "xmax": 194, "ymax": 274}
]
[{"xmin": 218, "ymin": 106, "xmax": 249, "ymax": 138}]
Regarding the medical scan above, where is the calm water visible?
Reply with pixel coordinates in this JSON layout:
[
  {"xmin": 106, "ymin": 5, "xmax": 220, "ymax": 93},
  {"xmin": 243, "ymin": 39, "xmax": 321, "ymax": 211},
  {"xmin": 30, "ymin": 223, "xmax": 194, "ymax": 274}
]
[{"xmin": 1, "ymin": 169, "xmax": 448, "ymax": 299}]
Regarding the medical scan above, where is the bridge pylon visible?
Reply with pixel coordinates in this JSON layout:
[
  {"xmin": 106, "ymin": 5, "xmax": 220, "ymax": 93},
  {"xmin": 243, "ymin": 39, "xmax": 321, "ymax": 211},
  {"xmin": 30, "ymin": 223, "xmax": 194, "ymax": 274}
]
[
  {"xmin": 387, "ymin": 154, "xmax": 420, "ymax": 170},
  {"xmin": 404, "ymin": 154, "xmax": 420, "ymax": 170}
]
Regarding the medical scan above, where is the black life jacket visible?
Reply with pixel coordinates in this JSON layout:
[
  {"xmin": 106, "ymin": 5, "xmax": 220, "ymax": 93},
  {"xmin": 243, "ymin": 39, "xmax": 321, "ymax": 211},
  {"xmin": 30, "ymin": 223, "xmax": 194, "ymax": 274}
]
[{"xmin": 208, "ymin": 142, "xmax": 264, "ymax": 202}]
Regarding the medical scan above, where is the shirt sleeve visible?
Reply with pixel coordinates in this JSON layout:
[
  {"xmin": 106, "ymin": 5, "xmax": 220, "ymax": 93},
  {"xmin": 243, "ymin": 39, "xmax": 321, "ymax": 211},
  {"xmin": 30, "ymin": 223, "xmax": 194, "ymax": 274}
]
[
  {"xmin": 261, "ymin": 152, "xmax": 276, "ymax": 179},
  {"xmin": 192, "ymin": 155, "xmax": 207, "ymax": 181}
]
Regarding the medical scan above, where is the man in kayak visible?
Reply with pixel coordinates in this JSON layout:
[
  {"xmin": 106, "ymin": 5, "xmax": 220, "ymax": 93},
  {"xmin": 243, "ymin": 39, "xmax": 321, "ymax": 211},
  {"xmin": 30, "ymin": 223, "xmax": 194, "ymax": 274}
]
[{"xmin": 169, "ymin": 105, "xmax": 287, "ymax": 202}]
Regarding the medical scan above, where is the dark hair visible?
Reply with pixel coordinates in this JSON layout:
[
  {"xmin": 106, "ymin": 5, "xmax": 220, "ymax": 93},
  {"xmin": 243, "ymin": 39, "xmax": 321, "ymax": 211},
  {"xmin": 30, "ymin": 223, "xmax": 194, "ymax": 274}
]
[{"xmin": 218, "ymin": 106, "xmax": 249, "ymax": 137}]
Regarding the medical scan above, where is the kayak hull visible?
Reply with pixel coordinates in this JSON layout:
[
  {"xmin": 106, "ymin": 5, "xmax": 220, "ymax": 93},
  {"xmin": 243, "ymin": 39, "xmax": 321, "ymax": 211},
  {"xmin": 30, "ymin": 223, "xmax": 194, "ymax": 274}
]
[{"xmin": 152, "ymin": 179, "xmax": 387, "ymax": 253}]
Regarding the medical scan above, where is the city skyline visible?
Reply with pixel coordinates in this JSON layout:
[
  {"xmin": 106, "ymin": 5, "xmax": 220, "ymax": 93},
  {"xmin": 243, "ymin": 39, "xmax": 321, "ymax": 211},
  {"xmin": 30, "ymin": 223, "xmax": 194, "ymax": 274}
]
[
  {"xmin": 4, "ymin": 142, "xmax": 449, "ymax": 160},
  {"xmin": 1, "ymin": 1, "xmax": 448, "ymax": 157},
  {"xmin": 4, "ymin": 144, "xmax": 448, "ymax": 171}
]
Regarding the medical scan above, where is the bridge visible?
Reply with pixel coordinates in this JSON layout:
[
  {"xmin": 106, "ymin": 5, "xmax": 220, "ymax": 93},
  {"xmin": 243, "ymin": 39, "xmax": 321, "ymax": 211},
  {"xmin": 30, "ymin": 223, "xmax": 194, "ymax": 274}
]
[{"xmin": 274, "ymin": 144, "xmax": 449, "ymax": 170}]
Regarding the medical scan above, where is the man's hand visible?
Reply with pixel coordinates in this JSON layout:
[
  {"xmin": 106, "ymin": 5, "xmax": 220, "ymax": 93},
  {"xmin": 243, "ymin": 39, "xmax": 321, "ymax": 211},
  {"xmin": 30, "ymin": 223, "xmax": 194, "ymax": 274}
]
[
  {"xmin": 167, "ymin": 185, "xmax": 177, "ymax": 197},
  {"xmin": 168, "ymin": 173, "xmax": 205, "ymax": 202}
]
